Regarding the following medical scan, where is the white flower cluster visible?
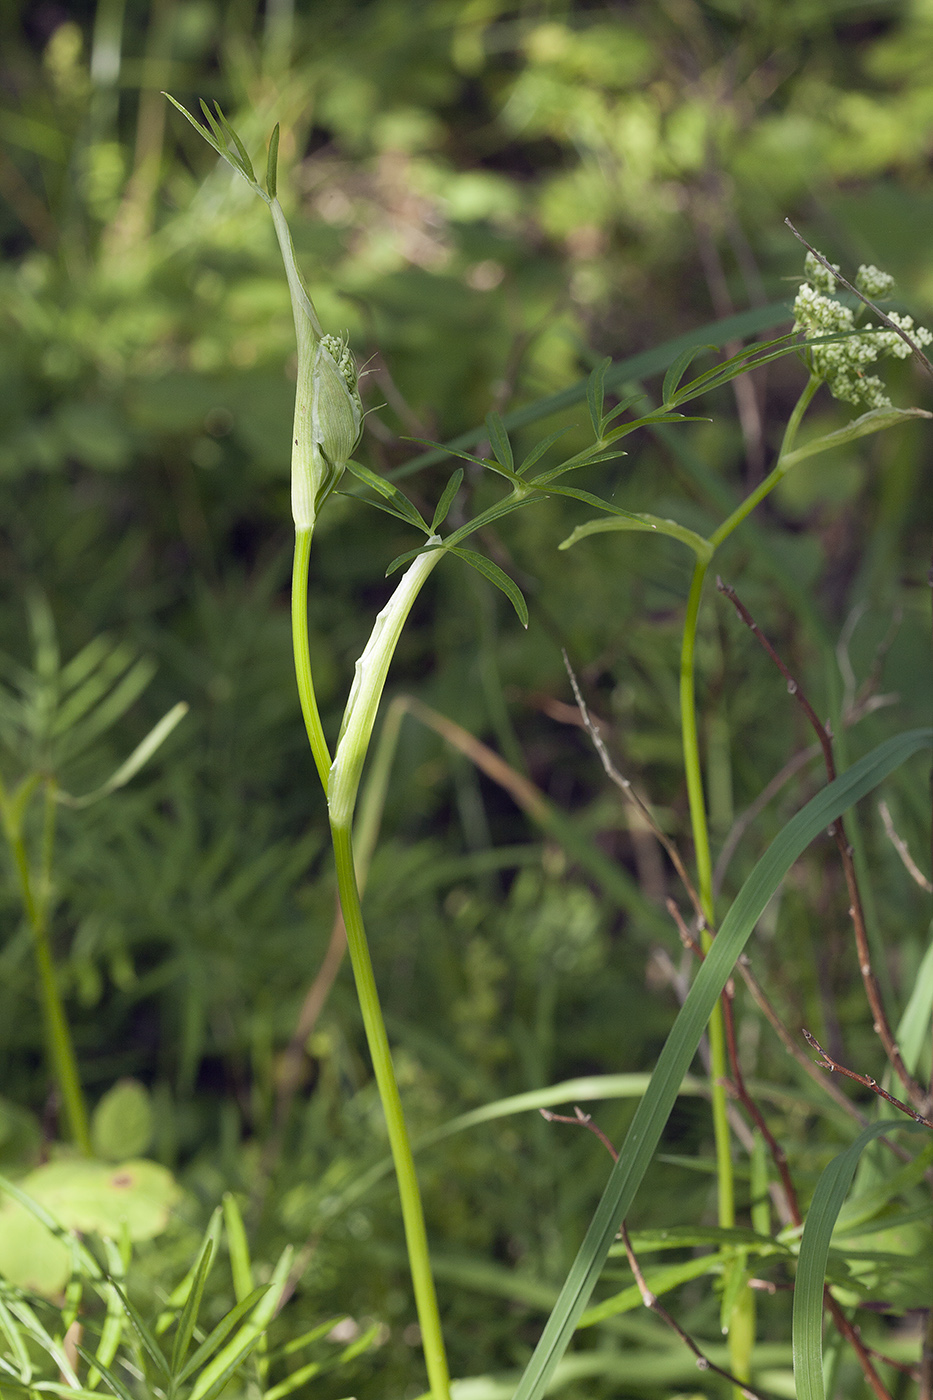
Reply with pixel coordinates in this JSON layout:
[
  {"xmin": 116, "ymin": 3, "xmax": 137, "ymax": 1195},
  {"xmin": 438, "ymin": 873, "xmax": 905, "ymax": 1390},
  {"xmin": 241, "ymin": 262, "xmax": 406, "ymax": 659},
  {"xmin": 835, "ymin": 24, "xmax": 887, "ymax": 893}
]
[
  {"xmin": 856, "ymin": 264, "xmax": 895, "ymax": 298},
  {"xmin": 793, "ymin": 252, "xmax": 932, "ymax": 411}
]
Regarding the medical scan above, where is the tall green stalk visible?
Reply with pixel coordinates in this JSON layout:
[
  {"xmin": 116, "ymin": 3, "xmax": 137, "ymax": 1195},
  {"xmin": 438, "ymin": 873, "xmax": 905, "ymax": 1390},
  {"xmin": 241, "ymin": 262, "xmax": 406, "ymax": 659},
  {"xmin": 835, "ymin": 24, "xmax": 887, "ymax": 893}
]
[
  {"xmin": 676, "ymin": 373, "xmax": 821, "ymax": 1387},
  {"xmin": 330, "ymin": 821, "xmax": 451, "ymax": 1400},
  {"xmin": 291, "ymin": 536, "xmax": 451, "ymax": 1400}
]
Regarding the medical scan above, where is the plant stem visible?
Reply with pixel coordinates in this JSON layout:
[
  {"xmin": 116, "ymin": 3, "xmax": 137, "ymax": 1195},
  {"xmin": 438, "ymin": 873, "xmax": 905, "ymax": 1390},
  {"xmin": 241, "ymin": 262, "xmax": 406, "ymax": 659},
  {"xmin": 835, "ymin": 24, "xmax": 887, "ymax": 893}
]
[
  {"xmin": 677, "ymin": 376, "xmax": 820, "ymax": 1390},
  {"xmin": 330, "ymin": 819, "xmax": 451, "ymax": 1400},
  {"xmin": 291, "ymin": 528, "xmax": 332, "ymax": 788},
  {"xmin": 709, "ymin": 374, "xmax": 821, "ymax": 551},
  {"xmin": 679, "ymin": 556, "xmax": 733, "ymax": 1222},
  {"xmin": 0, "ymin": 774, "xmax": 91, "ymax": 1153}
]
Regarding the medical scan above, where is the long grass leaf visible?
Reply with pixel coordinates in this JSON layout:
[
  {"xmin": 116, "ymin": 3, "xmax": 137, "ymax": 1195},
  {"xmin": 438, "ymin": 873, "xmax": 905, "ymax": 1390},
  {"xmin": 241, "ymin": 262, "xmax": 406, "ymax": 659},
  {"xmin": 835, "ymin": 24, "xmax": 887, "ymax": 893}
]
[
  {"xmin": 792, "ymin": 1120, "xmax": 928, "ymax": 1400},
  {"xmin": 512, "ymin": 726, "xmax": 932, "ymax": 1400}
]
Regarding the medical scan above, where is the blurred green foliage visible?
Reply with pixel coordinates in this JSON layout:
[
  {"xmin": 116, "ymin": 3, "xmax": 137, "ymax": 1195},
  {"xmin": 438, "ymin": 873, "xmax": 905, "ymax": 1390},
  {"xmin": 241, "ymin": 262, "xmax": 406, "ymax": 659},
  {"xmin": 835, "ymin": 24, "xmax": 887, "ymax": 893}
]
[{"xmin": 0, "ymin": 2, "xmax": 932, "ymax": 1397}]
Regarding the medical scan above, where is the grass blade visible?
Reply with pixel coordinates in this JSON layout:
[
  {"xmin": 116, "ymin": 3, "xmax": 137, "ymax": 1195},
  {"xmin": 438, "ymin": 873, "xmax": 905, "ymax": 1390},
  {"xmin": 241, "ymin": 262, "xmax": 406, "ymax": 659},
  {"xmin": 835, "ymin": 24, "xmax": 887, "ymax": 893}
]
[
  {"xmin": 170, "ymin": 1237, "xmax": 216, "ymax": 1376},
  {"xmin": 792, "ymin": 1121, "xmax": 928, "ymax": 1400},
  {"xmin": 512, "ymin": 725, "xmax": 932, "ymax": 1400}
]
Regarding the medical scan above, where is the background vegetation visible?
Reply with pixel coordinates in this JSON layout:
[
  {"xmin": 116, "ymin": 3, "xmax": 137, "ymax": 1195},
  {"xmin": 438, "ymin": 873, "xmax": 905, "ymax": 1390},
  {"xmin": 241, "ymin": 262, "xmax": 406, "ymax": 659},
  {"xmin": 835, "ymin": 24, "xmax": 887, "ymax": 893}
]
[{"xmin": 0, "ymin": 2, "xmax": 931, "ymax": 1397}]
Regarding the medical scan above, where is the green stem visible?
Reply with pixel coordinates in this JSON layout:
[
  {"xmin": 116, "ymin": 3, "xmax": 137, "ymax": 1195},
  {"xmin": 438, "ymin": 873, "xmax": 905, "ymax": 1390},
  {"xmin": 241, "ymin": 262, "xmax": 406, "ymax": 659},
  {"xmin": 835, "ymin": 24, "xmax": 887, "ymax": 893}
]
[
  {"xmin": 291, "ymin": 528, "xmax": 332, "ymax": 789},
  {"xmin": 679, "ymin": 556, "xmax": 733, "ymax": 1229},
  {"xmin": 678, "ymin": 374, "xmax": 821, "ymax": 1391},
  {"xmin": 709, "ymin": 375, "xmax": 821, "ymax": 551},
  {"xmin": 0, "ymin": 774, "xmax": 91, "ymax": 1153},
  {"xmin": 331, "ymin": 820, "xmax": 451, "ymax": 1400}
]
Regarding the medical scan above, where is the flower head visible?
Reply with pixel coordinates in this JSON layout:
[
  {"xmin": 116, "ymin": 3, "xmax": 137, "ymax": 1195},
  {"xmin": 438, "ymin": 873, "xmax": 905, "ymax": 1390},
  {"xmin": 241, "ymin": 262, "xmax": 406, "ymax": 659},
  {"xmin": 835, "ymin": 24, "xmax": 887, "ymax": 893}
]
[{"xmin": 793, "ymin": 251, "xmax": 932, "ymax": 411}]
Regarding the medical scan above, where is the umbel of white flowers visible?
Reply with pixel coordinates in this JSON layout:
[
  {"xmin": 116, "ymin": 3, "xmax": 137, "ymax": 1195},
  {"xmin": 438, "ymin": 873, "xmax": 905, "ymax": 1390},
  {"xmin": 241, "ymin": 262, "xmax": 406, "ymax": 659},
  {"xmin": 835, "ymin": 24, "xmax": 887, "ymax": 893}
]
[{"xmin": 793, "ymin": 251, "xmax": 933, "ymax": 410}]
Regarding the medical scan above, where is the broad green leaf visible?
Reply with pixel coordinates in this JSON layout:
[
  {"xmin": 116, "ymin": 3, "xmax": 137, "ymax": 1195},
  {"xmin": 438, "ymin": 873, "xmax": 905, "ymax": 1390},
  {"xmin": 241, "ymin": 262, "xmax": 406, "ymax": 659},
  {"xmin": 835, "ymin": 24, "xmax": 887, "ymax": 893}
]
[
  {"xmin": 0, "ymin": 1160, "xmax": 177, "ymax": 1296},
  {"xmin": 513, "ymin": 726, "xmax": 932, "ymax": 1400},
  {"xmin": 793, "ymin": 1122, "xmax": 928, "ymax": 1400},
  {"xmin": 485, "ymin": 410, "xmax": 513, "ymax": 472},
  {"xmin": 91, "ymin": 1080, "xmax": 153, "ymax": 1161},
  {"xmin": 779, "ymin": 405, "xmax": 932, "ymax": 471},
  {"xmin": 448, "ymin": 548, "xmax": 528, "ymax": 629},
  {"xmin": 559, "ymin": 512, "xmax": 713, "ymax": 562}
]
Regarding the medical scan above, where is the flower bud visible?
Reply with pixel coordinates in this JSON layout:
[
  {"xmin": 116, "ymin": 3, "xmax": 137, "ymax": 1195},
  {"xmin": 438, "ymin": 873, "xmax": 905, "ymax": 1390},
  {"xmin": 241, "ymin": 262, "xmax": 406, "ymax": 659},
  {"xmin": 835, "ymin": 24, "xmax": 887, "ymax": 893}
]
[{"xmin": 292, "ymin": 332, "xmax": 363, "ymax": 530}]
